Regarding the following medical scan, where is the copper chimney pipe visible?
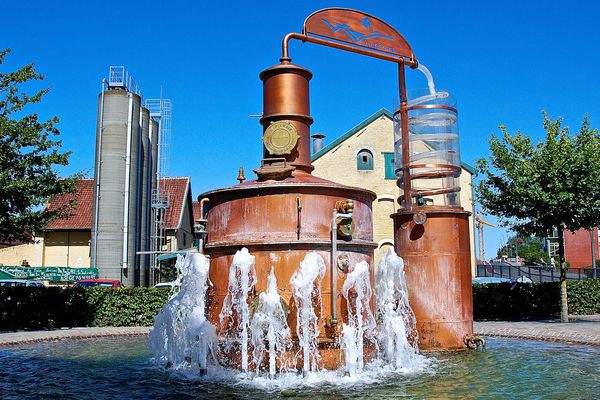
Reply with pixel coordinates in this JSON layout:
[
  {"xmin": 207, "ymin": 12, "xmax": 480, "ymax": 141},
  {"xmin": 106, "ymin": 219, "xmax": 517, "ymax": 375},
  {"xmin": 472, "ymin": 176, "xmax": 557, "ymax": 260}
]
[{"xmin": 257, "ymin": 61, "xmax": 314, "ymax": 177}]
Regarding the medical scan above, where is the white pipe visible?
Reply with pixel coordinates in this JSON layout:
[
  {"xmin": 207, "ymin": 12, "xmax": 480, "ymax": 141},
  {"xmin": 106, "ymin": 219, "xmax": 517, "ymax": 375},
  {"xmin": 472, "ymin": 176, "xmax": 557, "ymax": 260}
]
[
  {"xmin": 122, "ymin": 93, "xmax": 134, "ymax": 270},
  {"xmin": 92, "ymin": 79, "xmax": 108, "ymax": 269},
  {"xmin": 156, "ymin": 118, "xmax": 162, "ymax": 194},
  {"xmin": 417, "ymin": 63, "xmax": 436, "ymax": 95}
]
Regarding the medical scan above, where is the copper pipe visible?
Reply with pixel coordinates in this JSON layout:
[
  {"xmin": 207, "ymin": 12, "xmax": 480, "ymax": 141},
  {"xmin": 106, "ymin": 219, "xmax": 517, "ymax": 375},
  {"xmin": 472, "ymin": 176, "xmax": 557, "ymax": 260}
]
[
  {"xmin": 282, "ymin": 32, "xmax": 418, "ymax": 67},
  {"xmin": 410, "ymin": 170, "xmax": 459, "ymax": 180},
  {"xmin": 199, "ymin": 198, "xmax": 210, "ymax": 220},
  {"xmin": 406, "ymin": 104, "xmax": 458, "ymax": 113},
  {"xmin": 411, "ymin": 186, "xmax": 461, "ymax": 197},
  {"xmin": 409, "ymin": 164, "xmax": 461, "ymax": 179},
  {"xmin": 397, "ymin": 62, "xmax": 412, "ymax": 211},
  {"xmin": 410, "ymin": 163, "xmax": 461, "ymax": 170}
]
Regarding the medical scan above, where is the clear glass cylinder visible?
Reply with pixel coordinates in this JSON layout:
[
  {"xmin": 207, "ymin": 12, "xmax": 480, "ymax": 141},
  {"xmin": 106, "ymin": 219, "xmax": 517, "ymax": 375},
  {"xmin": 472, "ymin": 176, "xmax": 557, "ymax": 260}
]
[{"xmin": 393, "ymin": 89, "xmax": 461, "ymax": 208}]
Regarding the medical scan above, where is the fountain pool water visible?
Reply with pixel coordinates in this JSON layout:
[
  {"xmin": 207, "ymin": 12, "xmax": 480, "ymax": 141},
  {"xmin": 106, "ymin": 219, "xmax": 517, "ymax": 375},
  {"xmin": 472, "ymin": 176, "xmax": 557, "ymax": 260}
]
[{"xmin": 3, "ymin": 336, "xmax": 600, "ymax": 398}]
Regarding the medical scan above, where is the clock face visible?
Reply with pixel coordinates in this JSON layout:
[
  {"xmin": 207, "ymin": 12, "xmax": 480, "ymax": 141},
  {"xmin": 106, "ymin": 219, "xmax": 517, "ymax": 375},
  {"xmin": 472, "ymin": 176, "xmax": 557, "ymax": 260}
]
[{"xmin": 263, "ymin": 120, "xmax": 299, "ymax": 155}]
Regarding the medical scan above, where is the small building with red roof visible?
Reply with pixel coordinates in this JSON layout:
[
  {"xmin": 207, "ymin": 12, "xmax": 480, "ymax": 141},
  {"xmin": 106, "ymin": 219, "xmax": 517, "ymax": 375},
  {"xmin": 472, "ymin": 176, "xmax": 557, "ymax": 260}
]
[{"xmin": 0, "ymin": 177, "xmax": 195, "ymax": 284}]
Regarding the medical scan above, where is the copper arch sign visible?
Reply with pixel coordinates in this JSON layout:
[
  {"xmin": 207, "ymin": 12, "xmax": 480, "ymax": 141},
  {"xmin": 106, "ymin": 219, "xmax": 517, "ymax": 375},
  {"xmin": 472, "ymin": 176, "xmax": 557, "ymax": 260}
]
[{"xmin": 303, "ymin": 8, "xmax": 415, "ymax": 63}]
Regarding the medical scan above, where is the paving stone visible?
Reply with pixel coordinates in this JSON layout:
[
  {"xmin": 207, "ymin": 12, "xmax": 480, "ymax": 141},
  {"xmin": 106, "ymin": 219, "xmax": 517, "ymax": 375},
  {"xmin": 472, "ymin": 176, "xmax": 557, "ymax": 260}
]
[{"xmin": 474, "ymin": 315, "xmax": 600, "ymax": 346}]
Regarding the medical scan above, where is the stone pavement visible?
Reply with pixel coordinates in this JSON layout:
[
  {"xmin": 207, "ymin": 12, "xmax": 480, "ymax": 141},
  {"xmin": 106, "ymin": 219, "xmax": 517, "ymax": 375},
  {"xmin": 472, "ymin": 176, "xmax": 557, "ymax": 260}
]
[
  {"xmin": 474, "ymin": 315, "xmax": 600, "ymax": 346},
  {"xmin": 0, "ymin": 316, "xmax": 598, "ymax": 347},
  {"xmin": 0, "ymin": 326, "xmax": 151, "ymax": 347}
]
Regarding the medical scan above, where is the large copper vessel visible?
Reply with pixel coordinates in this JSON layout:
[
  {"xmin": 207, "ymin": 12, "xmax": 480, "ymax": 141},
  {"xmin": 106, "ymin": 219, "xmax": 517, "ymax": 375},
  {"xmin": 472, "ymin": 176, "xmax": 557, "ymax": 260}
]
[
  {"xmin": 200, "ymin": 61, "xmax": 377, "ymax": 370},
  {"xmin": 392, "ymin": 208, "xmax": 472, "ymax": 350}
]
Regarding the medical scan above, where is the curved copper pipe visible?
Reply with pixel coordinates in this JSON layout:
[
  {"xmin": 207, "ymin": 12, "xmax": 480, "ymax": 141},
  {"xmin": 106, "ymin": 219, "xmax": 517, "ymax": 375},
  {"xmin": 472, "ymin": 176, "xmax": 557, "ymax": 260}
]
[
  {"xmin": 199, "ymin": 198, "xmax": 210, "ymax": 220},
  {"xmin": 281, "ymin": 32, "xmax": 307, "ymax": 61},
  {"xmin": 411, "ymin": 186, "xmax": 461, "ymax": 197},
  {"xmin": 406, "ymin": 104, "xmax": 458, "ymax": 113},
  {"xmin": 281, "ymin": 32, "xmax": 418, "ymax": 67}
]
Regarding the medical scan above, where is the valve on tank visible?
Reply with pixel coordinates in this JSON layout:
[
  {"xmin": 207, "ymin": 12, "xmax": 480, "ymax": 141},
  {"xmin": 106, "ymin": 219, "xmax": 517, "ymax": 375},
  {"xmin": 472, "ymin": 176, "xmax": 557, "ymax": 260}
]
[{"xmin": 335, "ymin": 200, "xmax": 354, "ymax": 238}]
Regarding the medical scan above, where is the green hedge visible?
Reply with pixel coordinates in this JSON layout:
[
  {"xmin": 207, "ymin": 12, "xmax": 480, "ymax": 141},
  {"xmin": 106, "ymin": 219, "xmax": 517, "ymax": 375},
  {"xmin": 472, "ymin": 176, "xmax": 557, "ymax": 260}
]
[
  {"xmin": 1, "ymin": 281, "xmax": 598, "ymax": 330},
  {"xmin": 473, "ymin": 279, "xmax": 600, "ymax": 320},
  {"xmin": 0, "ymin": 287, "xmax": 170, "ymax": 331}
]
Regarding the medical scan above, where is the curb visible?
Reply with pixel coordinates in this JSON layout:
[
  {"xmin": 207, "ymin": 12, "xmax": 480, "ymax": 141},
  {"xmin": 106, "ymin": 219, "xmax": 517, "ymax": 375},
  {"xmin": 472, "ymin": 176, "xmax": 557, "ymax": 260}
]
[{"xmin": 0, "ymin": 327, "xmax": 151, "ymax": 348}]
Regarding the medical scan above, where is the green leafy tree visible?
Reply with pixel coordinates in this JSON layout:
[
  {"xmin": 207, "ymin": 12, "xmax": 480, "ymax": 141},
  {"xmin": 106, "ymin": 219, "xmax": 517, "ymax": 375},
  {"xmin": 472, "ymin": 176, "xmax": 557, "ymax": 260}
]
[
  {"xmin": 476, "ymin": 113, "xmax": 600, "ymax": 322},
  {"xmin": 0, "ymin": 49, "xmax": 81, "ymax": 243},
  {"xmin": 497, "ymin": 234, "xmax": 549, "ymax": 265}
]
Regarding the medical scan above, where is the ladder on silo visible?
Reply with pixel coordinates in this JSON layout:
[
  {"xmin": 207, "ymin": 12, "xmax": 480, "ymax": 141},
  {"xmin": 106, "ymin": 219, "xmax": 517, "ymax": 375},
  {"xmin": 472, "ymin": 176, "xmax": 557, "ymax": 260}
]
[
  {"xmin": 151, "ymin": 190, "xmax": 170, "ymax": 284},
  {"xmin": 145, "ymin": 96, "xmax": 172, "ymax": 285}
]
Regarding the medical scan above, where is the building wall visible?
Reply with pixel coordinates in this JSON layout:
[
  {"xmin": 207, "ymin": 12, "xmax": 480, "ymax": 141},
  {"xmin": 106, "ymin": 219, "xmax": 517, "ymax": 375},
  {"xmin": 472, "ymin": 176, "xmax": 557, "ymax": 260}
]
[
  {"xmin": 565, "ymin": 227, "xmax": 599, "ymax": 268},
  {"xmin": 0, "ymin": 231, "xmax": 91, "ymax": 268},
  {"xmin": 175, "ymin": 195, "xmax": 194, "ymax": 250},
  {"xmin": 459, "ymin": 171, "xmax": 477, "ymax": 272},
  {"xmin": 43, "ymin": 231, "xmax": 91, "ymax": 267},
  {"xmin": 0, "ymin": 239, "xmax": 44, "ymax": 266},
  {"xmin": 312, "ymin": 115, "xmax": 397, "ymax": 267},
  {"xmin": 312, "ymin": 113, "xmax": 476, "ymax": 273}
]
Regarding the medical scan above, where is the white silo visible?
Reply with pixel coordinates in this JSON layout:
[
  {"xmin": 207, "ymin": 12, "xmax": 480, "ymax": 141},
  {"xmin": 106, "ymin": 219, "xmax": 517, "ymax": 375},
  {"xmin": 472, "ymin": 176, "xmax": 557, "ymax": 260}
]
[{"xmin": 92, "ymin": 67, "xmax": 142, "ymax": 286}]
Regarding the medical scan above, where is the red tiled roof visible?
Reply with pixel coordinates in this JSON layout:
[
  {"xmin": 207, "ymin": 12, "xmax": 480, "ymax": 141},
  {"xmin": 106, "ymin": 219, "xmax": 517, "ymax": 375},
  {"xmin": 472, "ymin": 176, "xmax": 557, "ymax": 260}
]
[
  {"xmin": 46, "ymin": 179, "xmax": 94, "ymax": 230},
  {"xmin": 160, "ymin": 177, "xmax": 190, "ymax": 229},
  {"xmin": 192, "ymin": 201, "xmax": 202, "ymax": 221},
  {"xmin": 45, "ymin": 177, "xmax": 192, "ymax": 231}
]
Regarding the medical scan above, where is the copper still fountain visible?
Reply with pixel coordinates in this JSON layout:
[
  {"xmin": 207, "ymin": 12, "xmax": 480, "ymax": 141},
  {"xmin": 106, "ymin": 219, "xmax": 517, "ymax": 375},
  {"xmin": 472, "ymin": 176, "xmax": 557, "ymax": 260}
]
[
  {"xmin": 199, "ymin": 58, "xmax": 377, "ymax": 370},
  {"xmin": 199, "ymin": 8, "xmax": 473, "ymax": 371}
]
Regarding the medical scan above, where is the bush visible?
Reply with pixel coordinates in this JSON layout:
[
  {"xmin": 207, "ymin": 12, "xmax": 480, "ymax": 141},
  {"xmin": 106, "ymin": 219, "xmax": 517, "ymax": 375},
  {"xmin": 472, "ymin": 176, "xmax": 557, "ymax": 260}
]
[
  {"xmin": 473, "ymin": 279, "xmax": 600, "ymax": 320},
  {"xmin": 566, "ymin": 279, "xmax": 600, "ymax": 315},
  {"xmin": 0, "ymin": 287, "xmax": 170, "ymax": 331}
]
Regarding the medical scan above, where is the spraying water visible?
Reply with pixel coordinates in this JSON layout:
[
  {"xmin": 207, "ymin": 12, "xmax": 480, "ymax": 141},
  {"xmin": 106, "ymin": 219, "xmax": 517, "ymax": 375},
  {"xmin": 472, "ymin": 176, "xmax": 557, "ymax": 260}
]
[
  {"xmin": 149, "ymin": 249, "xmax": 428, "ymax": 385},
  {"xmin": 341, "ymin": 260, "xmax": 376, "ymax": 376},
  {"xmin": 250, "ymin": 266, "xmax": 292, "ymax": 377},
  {"xmin": 148, "ymin": 253, "xmax": 217, "ymax": 373},
  {"xmin": 375, "ymin": 249, "xmax": 421, "ymax": 370},
  {"xmin": 290, "ymin": 251, "xmax": 326, "ymax": 373},
  {"xmin": 219, "ymin": 247, "xmax": 257, "ymax": 372}
]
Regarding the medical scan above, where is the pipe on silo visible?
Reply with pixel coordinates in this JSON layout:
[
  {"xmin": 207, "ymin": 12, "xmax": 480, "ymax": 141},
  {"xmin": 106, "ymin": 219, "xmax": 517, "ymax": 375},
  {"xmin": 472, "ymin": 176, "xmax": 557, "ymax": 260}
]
[
  {"xmin": 92, "ymin": 79, "xmax": 108, "ymax": 269},
  {"xmin": 144, "ymin": 120, "xmax": 155, "ymax": 286},
  {"xmin": 149, "ymin": 119, "xmax": 159, "ymax": 283},
  {"xmin": 139, "ymin": 107, "xmax": 150, "ymax": 286},
  {"xmin": 134, "ymin": 106, "xmax": 150, "ymax": 286},
  {"xmin": 122, "ymin": 93, "xmax": 134, "ymax": 272}
]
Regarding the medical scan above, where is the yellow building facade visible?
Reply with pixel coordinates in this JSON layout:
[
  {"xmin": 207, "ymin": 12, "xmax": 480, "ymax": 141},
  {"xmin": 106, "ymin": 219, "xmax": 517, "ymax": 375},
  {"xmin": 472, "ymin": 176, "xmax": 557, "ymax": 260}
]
[
  {"xmin": 312, "ymin": 109, "xmax": 476, "ymax": 273},
  {"xmin": 0, "ymin": 232, "xmax": 91, "ymax": 268}
]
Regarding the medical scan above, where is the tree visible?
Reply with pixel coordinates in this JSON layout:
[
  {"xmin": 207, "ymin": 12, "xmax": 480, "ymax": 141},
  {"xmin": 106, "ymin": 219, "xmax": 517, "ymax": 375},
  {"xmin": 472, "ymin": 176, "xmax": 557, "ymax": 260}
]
[
  {"xmin": 476, "ymin": 113, "xmax": 600, "ymax": 322},
  {"xmin": 497, "ymin": 234, "xmax": 549, "ymax": 265},
  {"xmin": 0, "ymin": 49, "xmax": 81, "ymax": 243}
]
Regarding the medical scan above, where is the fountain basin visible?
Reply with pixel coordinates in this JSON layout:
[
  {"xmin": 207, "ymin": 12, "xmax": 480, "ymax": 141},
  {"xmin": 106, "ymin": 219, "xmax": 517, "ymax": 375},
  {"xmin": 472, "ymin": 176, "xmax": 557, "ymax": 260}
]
[{"xmin": 3, "ymin": 336, "xmax": 599, "ymax": 398}]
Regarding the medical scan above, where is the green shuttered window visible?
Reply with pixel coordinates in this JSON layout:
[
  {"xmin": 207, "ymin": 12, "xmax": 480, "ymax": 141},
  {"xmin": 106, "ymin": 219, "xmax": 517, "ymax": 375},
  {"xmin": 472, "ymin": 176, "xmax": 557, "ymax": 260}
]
[{"xmin": 384, "ymin": 152, "xmax": 395, "ymax": 179}]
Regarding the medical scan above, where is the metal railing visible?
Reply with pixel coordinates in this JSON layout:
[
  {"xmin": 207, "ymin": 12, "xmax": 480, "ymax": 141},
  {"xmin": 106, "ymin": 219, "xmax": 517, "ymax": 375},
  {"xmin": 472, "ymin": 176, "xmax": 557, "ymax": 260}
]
[
  {"xmin": 107, "ymin": 66, "xmax": 141, "ymax": 96},
  {"xmin": 476, "ymin": 263, "xmax": 596, "ymax": 282}
]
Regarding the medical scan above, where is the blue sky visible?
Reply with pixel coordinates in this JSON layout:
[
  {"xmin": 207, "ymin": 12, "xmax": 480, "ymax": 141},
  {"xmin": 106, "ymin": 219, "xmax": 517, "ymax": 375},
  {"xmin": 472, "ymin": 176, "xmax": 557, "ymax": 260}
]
[{"xmin": 4, "ymin": 0, "xmax": 600, "ymax": 258}]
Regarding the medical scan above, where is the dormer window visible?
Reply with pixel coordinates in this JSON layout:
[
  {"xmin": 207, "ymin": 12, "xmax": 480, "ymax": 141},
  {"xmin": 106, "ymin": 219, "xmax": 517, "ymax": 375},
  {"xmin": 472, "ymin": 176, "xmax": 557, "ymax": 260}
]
[{"xmin": 357, "ymin": 149, "xmax": 373, "ymax": 170}]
